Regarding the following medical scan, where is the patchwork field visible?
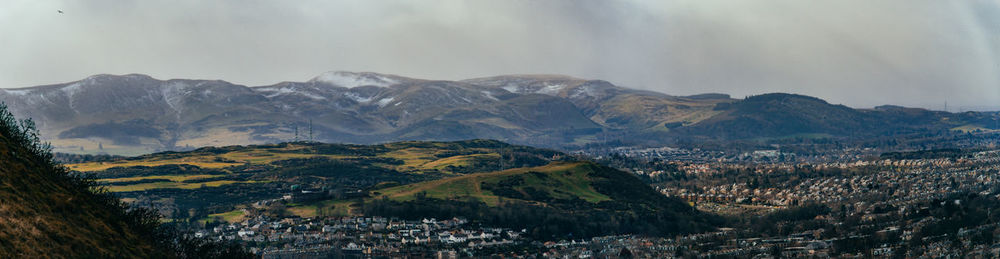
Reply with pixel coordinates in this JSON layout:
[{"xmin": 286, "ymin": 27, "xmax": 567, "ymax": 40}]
[
  {"xmin": 98, "ymin": 174, "xmax": 223, "ymax": 183},
  {"xmin": 67, "ymin": 140, "xmax": 563, "ymax": 194},
  {"xmin": 105, "ymin": 180, "xmax": 254, "ymax": 192}
]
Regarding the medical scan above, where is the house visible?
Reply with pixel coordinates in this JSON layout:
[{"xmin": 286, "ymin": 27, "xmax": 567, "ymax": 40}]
[
  {"xmin": 444, "ymin": 234, "xmax": 468, "ymax": 243},
  {"xmin": 322, "ymin": 225, "xmax": 336, "ymax": 233},
  {"xmin": 237, "ymin": 229, "xmax": 255, "ymax": 237}
]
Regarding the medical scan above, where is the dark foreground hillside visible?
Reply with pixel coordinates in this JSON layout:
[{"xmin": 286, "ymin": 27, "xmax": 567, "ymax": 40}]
[{"xmin": 0, "ymin": 104, "xmax": 247, "ymax": 258}]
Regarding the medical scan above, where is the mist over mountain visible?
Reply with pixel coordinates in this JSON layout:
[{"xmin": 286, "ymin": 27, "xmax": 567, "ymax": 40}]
[{"xmin": 1, "ymin": 72, "xmax": 996, "ymax": 155}]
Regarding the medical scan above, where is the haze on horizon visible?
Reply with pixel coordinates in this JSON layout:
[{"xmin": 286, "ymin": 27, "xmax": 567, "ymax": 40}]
[{"xmin": 1, "ymin": 0, "xmax": 998, "ymax": 110}]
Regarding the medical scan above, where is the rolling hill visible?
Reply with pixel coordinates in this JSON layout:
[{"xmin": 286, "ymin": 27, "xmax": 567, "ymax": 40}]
[
  {"xmin": 676, "ymin": 93, "xmax": 995, "ymax": 139},
  {"xmin": 66, "ymin": 139, "xmax": 569, "ymax": 220},
  {"xmin": 65, "ymin": 139, "xmax": 718, "ymax": 239},
  {"xmin": 372, "ymin": 162, "xmax": 614, "ymax": 205},
  {"xmin": 361, "ymin": 161, "xmax": 719, "ymax": 239}
]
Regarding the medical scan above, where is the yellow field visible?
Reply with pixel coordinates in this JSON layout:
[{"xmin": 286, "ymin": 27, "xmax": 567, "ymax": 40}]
[
  {"xmin": 419, "ymin": 153, "xmax": 497, "ymax": 171},
  {"xmin": 377, "ymin": 146, "xmax": 501, "ymax": 173},
  {"xmin": 98, "ymin": 174, "xmax": 223, "ymax": 183},
  {"xmin": 216, "ymin": 151, "xmax": 348, "ymax": 164},
  {"xmin": 379, "ymin": 148, "xmax": 436, "ymax": 172},
  {"xmin": 286, "ymin": 205, "xmax": 319, "ymax": 218},
  {"xmin": 68, "ymin": 158, "xmax": 241, "ymax": 172},
  {"xmin": 68, "ymin": 145, "xmax": 348, "ymax": 172},
  {"xmin": 69, "ymin": 141, "xmax": 520, "ymax": 194},
  {"xmin": 105, "ymin": 180, "xmax": 251, "ymax": 192},
  {"xmin": 69, "ymin": 141, "xmax": 508, "ymax": 176},
  {"xmin": 952, "ymin": 124, "xmax": 998, "ymax": 133},
  {"xmin": 207, "ymin": 209, "xmax": 247, "ymax": 223},
  {"xmin": 296, "ymin": 200, "xmax": 356, "ymax": 218}
]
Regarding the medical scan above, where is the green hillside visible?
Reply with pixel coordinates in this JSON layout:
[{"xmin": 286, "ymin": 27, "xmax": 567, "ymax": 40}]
[
  {"xmin": 676, "ymin": 93, "xmax": 998, "ymax": 139},
  {"xmin": 71, "ymin": 139, "xmax": 564, "ymax": 188},
  {"xmin": 362, "ymin": 161, "xmax": 719, "ymax": 239},
  {"xmin": 67, "ymin": 139, "xmax": 568, "ymax": 221},
  {"xmin": 374, "ymin": 162, "xmax": 611, "ymax": 205}
]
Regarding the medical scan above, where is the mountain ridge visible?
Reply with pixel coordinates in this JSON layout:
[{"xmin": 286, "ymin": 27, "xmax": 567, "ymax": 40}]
[{"xmin": 2, "ymin": 72, "xmax": 996, "ymax": 155}]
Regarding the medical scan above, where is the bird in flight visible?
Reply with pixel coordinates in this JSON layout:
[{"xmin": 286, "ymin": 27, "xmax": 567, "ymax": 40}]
[{"xmin": 57, "ymin": 10, "xmax": 63, "ymax": 14}]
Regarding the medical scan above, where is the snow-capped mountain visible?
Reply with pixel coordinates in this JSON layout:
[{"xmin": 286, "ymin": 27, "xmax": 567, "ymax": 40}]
[
  {"xmin": 3, "ymin": 71, "xmax": 988, "ymax": 156},
  {"xmin": 308, "ymin": 71, "xmax": 414, "ymax": 88},
  {"xmin": 0, "ymin": 72, "xmax": 616, "ymax": 154}
]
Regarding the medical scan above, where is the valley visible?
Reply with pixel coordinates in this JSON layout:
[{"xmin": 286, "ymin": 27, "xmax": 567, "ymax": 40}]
[
  {"xmin": 57, "ymin": 132, "xmax": 1000, "ymax": 257},
  {"xmin": 5, "ymin": 1, "xmax": 998, "ymax": 257},
  {"xmin": 15, "ymin": 72, "xmax": 996, "ymax": 257}
]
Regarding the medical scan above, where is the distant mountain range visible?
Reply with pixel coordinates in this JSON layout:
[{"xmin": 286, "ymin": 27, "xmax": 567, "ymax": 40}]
[{"xmin": 1, "ymin": 72, "xmax": 997, "ymax": 155}]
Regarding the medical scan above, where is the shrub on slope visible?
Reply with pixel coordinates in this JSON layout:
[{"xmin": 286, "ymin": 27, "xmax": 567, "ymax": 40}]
[{"xmin": 0, "ymin": 103, "xmax": 248, "ymax": 258}]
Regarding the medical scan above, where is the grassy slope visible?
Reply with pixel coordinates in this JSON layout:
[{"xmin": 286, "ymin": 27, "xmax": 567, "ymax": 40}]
[
  {"xmin": 374, "ymin": 162, "xmax": 611, "ymax": 206},
  {"xmin": 593, "ymin": 93, "xmax": 730, "ymax": 131},
  {"xmin": 0, "ymin": 126, "xmax": 167, "ymax": 257},
  {"xmin": 105, "ymin": 180, "xmax": 252, "ymax": 192},
  {"xmin": 357, "ymin": 161, "xmax": 718, "ymax": 238},
  {"xmin": 71, "ymin": 140, "xmax": 530, "ymax": 173},
  {"xmin": 303, "ymin": 161, "xmax": 696, "ymax": 221},
  {"xmin": 678, "ymin": 93, "xmax": 1000, "ymax": 139}
]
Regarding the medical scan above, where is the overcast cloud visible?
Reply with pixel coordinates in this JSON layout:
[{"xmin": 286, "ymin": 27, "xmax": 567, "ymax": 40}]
[{"xmin": 1, "ymin": 0, "xmax": 998, "ymax": 109}]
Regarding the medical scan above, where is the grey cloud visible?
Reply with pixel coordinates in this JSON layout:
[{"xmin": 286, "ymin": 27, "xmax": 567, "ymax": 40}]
[{"xmin": 0, "ymin": 0, "xmax": 997, "ymax": 110}]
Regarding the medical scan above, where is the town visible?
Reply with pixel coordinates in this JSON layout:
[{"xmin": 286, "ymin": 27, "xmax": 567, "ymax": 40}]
[
  {"xmin": 192, "ymin": 214, "xmax": 529, "ymax": 258},
  {"xmin": 181, "ymin": 146, "xmax": 1000, "ymax": 257},
  {"xmin": 601, "ymin": 147, "xmax": 1000, "ymax": 257}
]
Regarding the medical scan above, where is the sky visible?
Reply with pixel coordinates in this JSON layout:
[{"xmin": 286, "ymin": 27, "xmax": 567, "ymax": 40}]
[{"xmin": 1, "ymin": 0, "xmax": 998, "ymax": 110}]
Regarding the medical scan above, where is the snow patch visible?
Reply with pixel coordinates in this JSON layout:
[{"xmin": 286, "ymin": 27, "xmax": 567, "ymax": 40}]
[
  {"xmin": 161, "ymin": 82, "xmax": 190, "ymax": 115},
  {"xmin": 259, "ymin": 87, "xmax": 327, "ymax": 100},
  {"xmin": 481, "ymin": 90, "xmax": 499, "ymax": 101},
  {"xmin": 375, "ymin": 97, "xmax": 395, "ymax": 107},
  {"xmin": 311, "ymin": 71, "xmax": 398, "ymax": 88},
  {"xmin": 2, "ymin": 89, "xmax": 31, "ymax": 96},
  {"xmin": 344, "ymin": 92, "xmax": 374, "ymax": 103},
  {"xmin": 535, "ymin": 83, "xmax": 565, "ymax": 95},
  {"xmin": 61, "ymin": 82, "xmax": 84, "ymax": 97},
  {"xmin": 501, "ymin": 84, "xmax": 520, "ymax": 93},
  {"xmin": 570, "ymin": 85, "xmax": 597, "ymax": 98}
]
